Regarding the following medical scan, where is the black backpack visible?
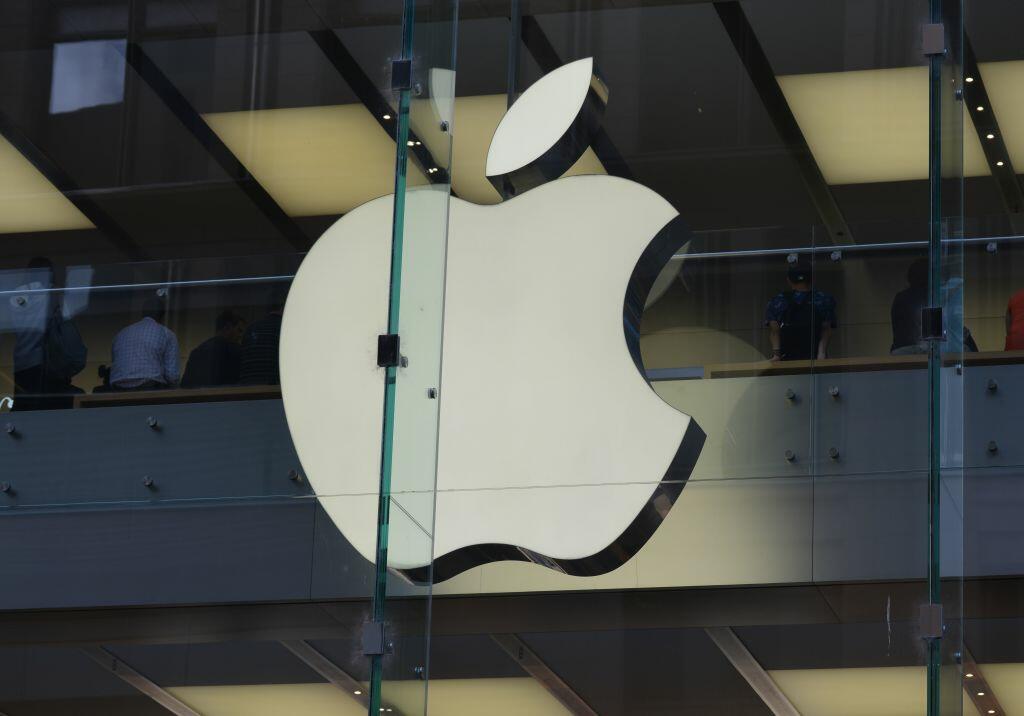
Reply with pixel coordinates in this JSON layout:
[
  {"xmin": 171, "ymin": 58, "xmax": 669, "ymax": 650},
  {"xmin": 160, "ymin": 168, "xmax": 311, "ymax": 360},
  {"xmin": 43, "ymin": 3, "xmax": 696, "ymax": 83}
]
[
  {"xmin": 44, "ymin": 305, "xmax": 88, "ymax": 380},
  {"xmin": 778, "ymin": 291, "xmax": 820, "ymax": 360}
]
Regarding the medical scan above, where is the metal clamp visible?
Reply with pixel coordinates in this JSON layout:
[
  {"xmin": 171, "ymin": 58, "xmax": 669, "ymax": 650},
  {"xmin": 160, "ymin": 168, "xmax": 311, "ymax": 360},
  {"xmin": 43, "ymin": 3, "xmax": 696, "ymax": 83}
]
[
  {"xmin": 391, "ymin": 59, "xmax": 412, "ymax": 91},
  {"xmin": 922, "ymin": 23, "xmax": 946, "ymax": 56},
  {"xmin": 362, "ymin": 621, "xmax": 392, "ymax": 657},
  {"xmin": 921, "ymin": 306, "xmax": 945, "ymax": 341},
  {"xmin": 377, "ymin": 334, "xmax": 401, "ymax": 368},
  {"xmin": 919, "ymin": 603, "xmax": 944, "ymax": 639}
]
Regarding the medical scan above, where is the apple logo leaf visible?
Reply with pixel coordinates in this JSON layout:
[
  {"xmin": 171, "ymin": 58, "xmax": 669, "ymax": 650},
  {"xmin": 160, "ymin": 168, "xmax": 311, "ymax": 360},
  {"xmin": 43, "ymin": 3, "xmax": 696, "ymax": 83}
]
[{"xmin": 486, "ymin": 57, "xmax": 608, "ymax": 199}]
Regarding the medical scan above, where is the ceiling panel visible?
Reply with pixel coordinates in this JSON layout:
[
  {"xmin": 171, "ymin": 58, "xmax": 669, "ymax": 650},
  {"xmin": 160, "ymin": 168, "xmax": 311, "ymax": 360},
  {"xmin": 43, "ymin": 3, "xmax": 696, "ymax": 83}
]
[
  {"xmin": 0, "ymin": 136, "xmax": 93, "ymax": 233},
  {"xmin": 779, "ymin": 66, "xmax": 990, "ymax": 185}
]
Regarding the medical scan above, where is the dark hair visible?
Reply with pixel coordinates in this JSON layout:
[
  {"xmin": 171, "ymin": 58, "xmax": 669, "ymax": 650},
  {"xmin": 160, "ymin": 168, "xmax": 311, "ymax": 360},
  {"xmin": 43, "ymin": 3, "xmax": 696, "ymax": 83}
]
[
  {"xmin": 142, "ymin": 296, "xmax": 166, "ymax": 323},
  {"xmin": 787, "ymin": 263, "xmax": 812, "ymax": 285},
  {"xmin": 907, "ymin": 257, "xmax": 929, "ymax": 289},
  {"xmin": 27, "ymin": 256, "xmax": 54, "ymax": 271},
  {"xmin": 215, "ymin": 309, "xmax": 245, "ymax": 332}
]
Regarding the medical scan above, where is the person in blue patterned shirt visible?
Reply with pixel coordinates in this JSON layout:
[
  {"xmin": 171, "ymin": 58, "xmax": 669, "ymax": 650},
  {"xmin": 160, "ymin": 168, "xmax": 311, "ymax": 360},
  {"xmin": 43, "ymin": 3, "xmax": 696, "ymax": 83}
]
[
  {"xmin": 110, "ymin": 297, "xmax": 180, "ymax": 390},
  {"xmin": 764, "ymin": 263, "xmax": 837, "ymax": 361}
]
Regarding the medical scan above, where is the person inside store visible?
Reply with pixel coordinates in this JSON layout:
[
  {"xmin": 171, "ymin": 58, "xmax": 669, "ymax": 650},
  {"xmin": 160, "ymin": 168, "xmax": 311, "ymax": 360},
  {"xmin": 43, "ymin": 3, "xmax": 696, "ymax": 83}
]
[
  {"xmin": 180, "ymin": 309, "xmax": 246, "ymax": 388},
  {"xmin": 1006, "ymin": 287, "xmax": 1024, "ymax": 351},
  {"xmin": 765, "ymin": 261, "xmax": 837, "ymax": 361},
  {"xmin": 109, "ymin": 295, "xmax": 180, "ymax": 391},
  {"xmin": 890, "ymin": 259, "xmax": 979, "ymax": 354},
  {"xmin": 239, "ymin": 284, "xmax": 289, "ymax": 385},
  {"xmin": 10, "ymin": 257, "xmax": 87, "ymax": 410},
  {"xmin": 890, "ymin": 257, "xmax": 929, "ymax": 355}
]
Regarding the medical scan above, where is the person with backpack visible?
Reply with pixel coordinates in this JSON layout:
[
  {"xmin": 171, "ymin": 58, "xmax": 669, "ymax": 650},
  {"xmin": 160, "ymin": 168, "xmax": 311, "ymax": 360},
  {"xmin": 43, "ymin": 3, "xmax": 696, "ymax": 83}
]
[{"xmin": 764, "ymin": 262, "xmax": 837, "ymax": 361}]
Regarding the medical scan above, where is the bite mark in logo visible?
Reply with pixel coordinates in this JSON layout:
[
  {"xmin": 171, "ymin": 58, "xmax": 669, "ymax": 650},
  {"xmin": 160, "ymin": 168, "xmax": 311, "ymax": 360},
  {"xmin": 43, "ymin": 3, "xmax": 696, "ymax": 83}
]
[{"xmin": 280, "ymin": 58, "xmax": 705, "ymax": 584}]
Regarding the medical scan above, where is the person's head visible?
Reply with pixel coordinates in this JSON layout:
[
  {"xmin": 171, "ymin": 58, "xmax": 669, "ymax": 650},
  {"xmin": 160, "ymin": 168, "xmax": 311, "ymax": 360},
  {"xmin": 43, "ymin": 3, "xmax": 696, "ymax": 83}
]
[
  {"xmin": 142, "ymin": 296, "xmax": 167, "ymax": 324},
  {"xmin": 27, "ymin": 256, "xmax": 53, "ymax": 272},
  {"xmin": 215, "ymin": 309, "xmax": 246, "ymax": 342},
  {"xmin": 26, "ymin": 256, "xmax": 54, "ymax": 284},
  {"xmin": 907, "ymin": 257, "xmax": 929, "ymax": 289},
  {"xmin": 786, "ymin": 262, "xmax": 812, "ymax": 290}
]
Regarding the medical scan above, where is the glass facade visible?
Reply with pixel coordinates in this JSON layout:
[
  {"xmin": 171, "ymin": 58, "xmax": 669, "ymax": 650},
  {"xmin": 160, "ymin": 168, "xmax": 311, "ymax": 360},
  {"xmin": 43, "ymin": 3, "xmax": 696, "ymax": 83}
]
[{"xmin": 0, "ymin": 1, "xmax": 1021, "ymax": 714}]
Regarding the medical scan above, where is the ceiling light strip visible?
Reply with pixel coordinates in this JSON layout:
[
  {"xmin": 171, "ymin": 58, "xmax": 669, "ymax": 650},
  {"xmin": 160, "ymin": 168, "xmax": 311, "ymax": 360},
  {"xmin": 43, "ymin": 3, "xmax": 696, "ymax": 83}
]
[
  {"xmin": 962, "ymin": 647, "xmax": 1005, "ymax": 716},
  {"xmin": 705, "ymin": 627, "xmax": 801, "ymax": 716},
  {"xmin": 963, "ymin": 36, "xmax": 1024, "ymax": 216}
]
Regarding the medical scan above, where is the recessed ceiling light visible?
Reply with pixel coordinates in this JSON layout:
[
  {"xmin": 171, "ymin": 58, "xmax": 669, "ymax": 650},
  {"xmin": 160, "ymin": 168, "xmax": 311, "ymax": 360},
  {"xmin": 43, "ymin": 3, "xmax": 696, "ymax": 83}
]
[
  {"xmin": 988, "ymin": 710, "xmax": 996, "ymax": 714},
  {"xmin": 415, "ymin": 140, "xmax": 422, "ymax": 145},
  {"xmin": 978, "ymin": 691, "xmax": 986, "ymax": 696},
  {"xmin": 967, "ymin": 673, "xmax": 975, "ymax": 678},
  {"xmin": 966, "ymin": 76, "xmax": 974, "ymax": 83},
  {"xmin": 977, "ymin": 106, "xmax": 985, "ymax": 111},
  {"xmin": 997, "ymin": 161, "xmax": 1005, "ymax": 166},
  {"xmin": 383, "ymin": 114, "xmax": 391, "ymax": 120},
  {"xmin": 987, "ymin": 133, "xmax": 995, "ymax": 139},
  {"xmin": 353, "ymin": 690, "xmax": 362, "ymax": 695},
  {"xmin": 407, "ymin": 140, "xmax": 415, "ymax": 146}
]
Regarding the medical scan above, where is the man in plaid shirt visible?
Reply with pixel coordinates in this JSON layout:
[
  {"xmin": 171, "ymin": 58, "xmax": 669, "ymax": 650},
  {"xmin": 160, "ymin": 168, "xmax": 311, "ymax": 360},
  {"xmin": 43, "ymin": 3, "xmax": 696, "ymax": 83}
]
[{"xmin": 110, "ymin": 298, "xmax": 180, "ymax": 390}]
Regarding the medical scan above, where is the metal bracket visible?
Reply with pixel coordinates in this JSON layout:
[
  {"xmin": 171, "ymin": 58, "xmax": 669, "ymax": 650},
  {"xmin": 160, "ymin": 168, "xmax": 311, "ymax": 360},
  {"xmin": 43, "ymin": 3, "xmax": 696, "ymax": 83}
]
[
  {"xmin": 921, "ymin": 306, "xmax": 945, "ymax": 341},
  {"xmin": 391, "ymin": 59, "xmax": 412, "ymax": 91},
  {"xmin": 919, "ymin": 604, "xmax": 944, "ymax": 640},
  {"xmin": 377, "ymin": 334, "xmax": 401, "ymax": 368},
  {"xmin": 922, "ymin": 23, "xmax": 946, "ymax": 56},
  {"xmin": 362, "ymin": 621, "xmax": 391, "ymax": 656}
]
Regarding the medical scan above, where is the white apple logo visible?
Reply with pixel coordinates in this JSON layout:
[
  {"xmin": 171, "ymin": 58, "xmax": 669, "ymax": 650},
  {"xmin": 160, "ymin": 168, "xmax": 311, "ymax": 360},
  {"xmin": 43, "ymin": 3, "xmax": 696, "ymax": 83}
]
[{"xmin": 280, "ymin": 58, "xmax": 705, "ymax": 583}]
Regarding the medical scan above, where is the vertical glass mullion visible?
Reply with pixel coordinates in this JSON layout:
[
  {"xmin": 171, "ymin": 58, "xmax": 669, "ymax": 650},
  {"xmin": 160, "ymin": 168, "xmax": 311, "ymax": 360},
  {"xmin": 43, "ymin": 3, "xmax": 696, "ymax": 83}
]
[
  {"xmin": 370, "ymin": 2, "xmax": 417, "ymax": 713},
  {"xmin": 927, "ymin": 1, "xmax": 966, "ymax": 714},
  {"xmin": 926, "ymin": 2, "xmax": 944, "ymax": 710}
]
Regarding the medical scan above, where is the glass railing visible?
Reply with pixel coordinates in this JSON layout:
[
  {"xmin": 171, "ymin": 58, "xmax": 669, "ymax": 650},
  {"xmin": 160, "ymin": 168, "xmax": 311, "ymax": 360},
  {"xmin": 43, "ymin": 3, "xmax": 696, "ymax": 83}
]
[{"xmin": 0, "ymin": 215, "xmax": 1016, "ymax": 604}]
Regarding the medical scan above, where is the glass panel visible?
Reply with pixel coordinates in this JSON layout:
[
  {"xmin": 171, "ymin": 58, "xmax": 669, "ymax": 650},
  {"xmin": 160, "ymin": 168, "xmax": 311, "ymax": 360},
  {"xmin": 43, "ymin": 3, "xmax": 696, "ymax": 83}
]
[
  {"xmin": 0, "ymin": 2, "xmax": 444, "ymax": 715},
  {"xmin": 417, "ymin": 1, "xmax": 969, "ymax": 714},
  {"xmin": 960, "ymin": 2, "xmax": 1024, "ymax": 716},
  {"xmin": 0, "ymin": 0, "xmax": 988, "ymax": 714}
]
